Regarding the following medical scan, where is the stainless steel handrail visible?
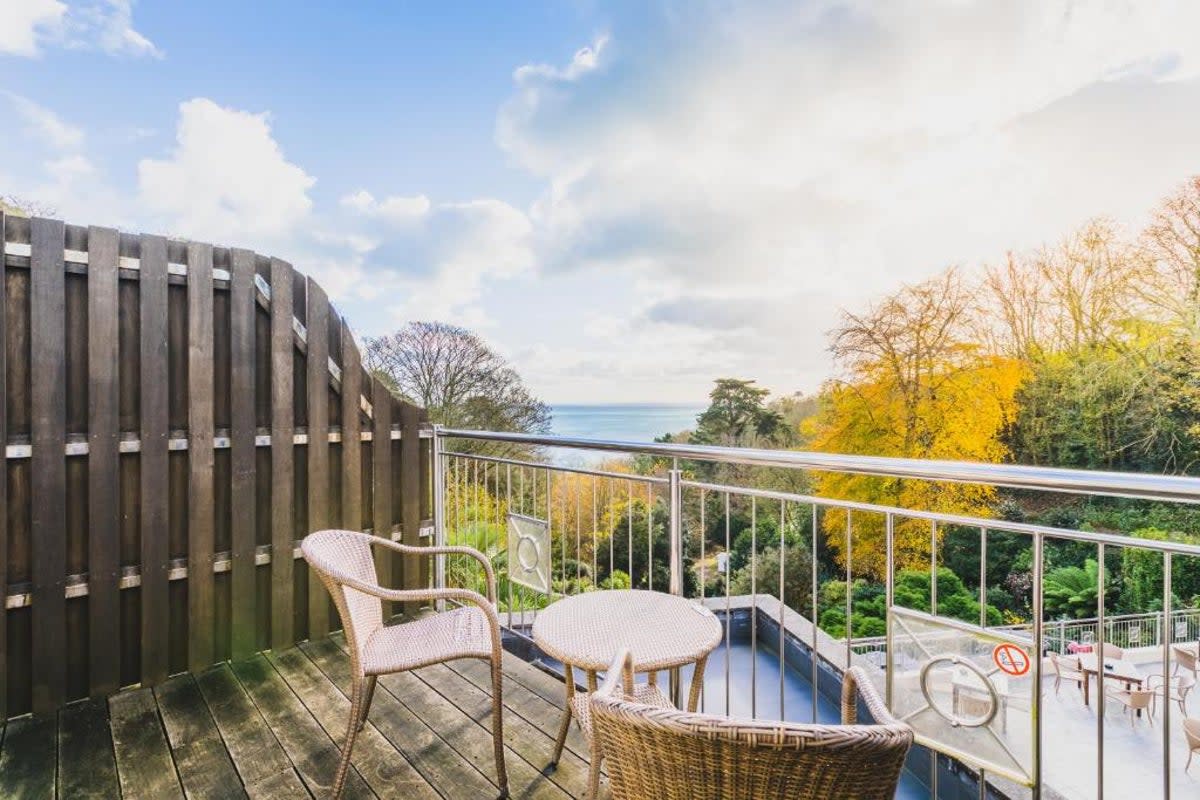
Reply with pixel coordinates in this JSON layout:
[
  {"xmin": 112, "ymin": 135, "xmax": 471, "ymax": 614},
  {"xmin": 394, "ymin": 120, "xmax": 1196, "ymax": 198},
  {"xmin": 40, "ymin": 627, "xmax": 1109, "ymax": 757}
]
[{"xmin": 437, "ymin": 427, "xmax": 1200, "ymax": 504}]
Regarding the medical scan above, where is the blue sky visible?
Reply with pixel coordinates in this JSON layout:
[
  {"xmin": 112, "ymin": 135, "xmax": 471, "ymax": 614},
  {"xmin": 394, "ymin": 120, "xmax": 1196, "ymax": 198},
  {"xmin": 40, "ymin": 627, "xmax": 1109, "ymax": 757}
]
[{"xmin": 4, "ymin": 1, "xmax": 1200, "ymax": 403}]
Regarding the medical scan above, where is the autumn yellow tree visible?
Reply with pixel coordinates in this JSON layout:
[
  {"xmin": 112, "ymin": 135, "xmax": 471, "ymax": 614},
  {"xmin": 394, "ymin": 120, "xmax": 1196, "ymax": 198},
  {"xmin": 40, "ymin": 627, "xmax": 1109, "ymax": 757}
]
[{"xmin": 811, "ymin": 268, "xmax": 1027, "ymax": 576}]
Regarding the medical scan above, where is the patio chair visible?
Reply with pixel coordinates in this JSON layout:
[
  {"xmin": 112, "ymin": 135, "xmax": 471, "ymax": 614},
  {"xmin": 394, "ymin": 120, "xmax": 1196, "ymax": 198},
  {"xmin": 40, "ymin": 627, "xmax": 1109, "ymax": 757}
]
[
  {"xmin": 1148, "ymin": 672, "xmax": 1195, "ymax": 716},
  {"xmin": 1100, "ymin": 643, "xmax": 1125, "ymax": 659},
  {"xmin": 1185, "ymin": 717, "xmax": 1200, "ymax": 771},
  {"xmin": 1050, "ymin": 652, "xmax": 1084, "ymax": 696},
  {"xmin": 1104, "ymin": 683, "xmax": 1155, "ymax": 728},
  {"xmin": 1174, "ymin": 645, "xmax": 1198, "ymax": 679},
  {"xmin": 302, "ymin": 529, "xmax": 508, "ymax": 799},
  {"xmin": 589, "ymin": 650, "xmax": 914, "ymax": 800}
]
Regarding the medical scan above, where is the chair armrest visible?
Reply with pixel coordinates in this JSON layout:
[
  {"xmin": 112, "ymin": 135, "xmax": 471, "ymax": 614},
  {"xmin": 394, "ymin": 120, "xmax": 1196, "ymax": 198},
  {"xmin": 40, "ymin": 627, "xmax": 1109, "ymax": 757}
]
[
  {"xmin": 842, "ymin": 666, "xmax": 903, "ymax": 726},
  {"xmin": 367, "ymin": 537, "xmax": 497, "ymax": 603},
  {"xmin": 595, "ymin": 648, "xmax": 636, "ymax": 700},
  {"xmin": 335, "ymin": 571, "xmax": 503, "ymax": 639}
]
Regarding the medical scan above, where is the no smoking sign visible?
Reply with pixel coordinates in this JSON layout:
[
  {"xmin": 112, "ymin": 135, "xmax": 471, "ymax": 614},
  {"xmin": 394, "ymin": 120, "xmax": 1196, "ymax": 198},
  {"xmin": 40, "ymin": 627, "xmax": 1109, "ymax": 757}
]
[{"xmin": 992, "ymin": 643, "xmax": 1031, "ymax": 677}]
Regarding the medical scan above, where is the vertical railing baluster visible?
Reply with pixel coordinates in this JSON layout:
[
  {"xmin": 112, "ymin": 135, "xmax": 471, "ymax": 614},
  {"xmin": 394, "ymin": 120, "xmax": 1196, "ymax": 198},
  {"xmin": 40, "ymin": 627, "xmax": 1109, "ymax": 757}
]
[
  {"xmin": 779, "ymin": 499, "xmax": 786, "ymax": 721},
  {"xmin": 979, "ymin": 527, "xmax": 988, "ymax": 628},
  {"xmin": 725, "ymin": 491, "xmax": 732, "ymax": 716},
  {"xmin": 627, "ymin": 480, "xmax": 634, "ymax": 581},
  {"xmin": 1031, "ymin": 531, "xmax": 1044, "ymax": 800},
  {"xmin": 592, "ymin": 476, "xmax": 598, "ymax": 589},
  {"xmin": 885, "ymin": 512, "xmax": 894, "ymax": 707},
  {"xmin": 751, "ymin": 496, "xmax": 758, "ymax": 719},
  {"xmin": 811, "ymin": 504, "xmax": 819, "ymax": 724},
  {"xmin": 647, "ymin": 482, "xmax": 654, "ymax": 590},
  {"xmin": 845, "ymin": 509, "xmax": 852, "ymax": 670},
  {"xmin": 668, "ymin": 466, "xmax": 683, "ymax": 597},
  {"xmin": 1096, "ymin": 542, "xmax": 1106, "ymax": 800},
  {"xmin": 506, "ymin": 462, "xmax": 513, "ymax": 629},
  {"xmin": 1162, "ymin": 552, "xmax": 1172, "ymax": 800}
]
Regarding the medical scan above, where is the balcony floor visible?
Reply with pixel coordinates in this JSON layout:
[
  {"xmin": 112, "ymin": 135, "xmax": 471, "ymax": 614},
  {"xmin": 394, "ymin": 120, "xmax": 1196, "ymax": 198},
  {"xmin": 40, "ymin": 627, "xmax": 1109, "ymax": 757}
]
[{"xmin": 0, "ymin": 635, "xmax": 591, "ymax": 799}]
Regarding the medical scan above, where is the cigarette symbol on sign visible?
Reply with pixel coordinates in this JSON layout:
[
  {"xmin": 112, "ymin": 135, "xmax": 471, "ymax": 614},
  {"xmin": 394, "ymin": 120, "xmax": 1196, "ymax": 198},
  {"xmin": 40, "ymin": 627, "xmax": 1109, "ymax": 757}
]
[{"xmin": 992, "ymin": 643, "xmax": 1031, "ymax": 677}]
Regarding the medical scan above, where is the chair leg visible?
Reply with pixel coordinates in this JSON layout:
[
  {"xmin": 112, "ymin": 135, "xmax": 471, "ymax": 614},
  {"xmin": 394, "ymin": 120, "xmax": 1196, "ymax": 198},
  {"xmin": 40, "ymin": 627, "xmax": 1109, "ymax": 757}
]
[
  {"xmin": 587, "ymin": 754, "xmax": 602, "ymax": 800},
  {"xmin": 333, "ymin": 676, "xmax": 365, "ymax": 800},
  {"xmin": 358, "ymin": 676, "xmax": 377, "ymax": 731},
  {"xmin": 550, "ymin": 663, "xmax": 575, "ymax": 768},
  {"xmin": 490, "ymin": 656, "xmax": 509, "ymax": 799}
]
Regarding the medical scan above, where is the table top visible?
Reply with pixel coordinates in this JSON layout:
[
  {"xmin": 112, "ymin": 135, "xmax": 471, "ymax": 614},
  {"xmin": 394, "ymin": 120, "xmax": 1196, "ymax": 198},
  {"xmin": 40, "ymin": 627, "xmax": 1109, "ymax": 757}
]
[
  {"xmin": 1077, "ymin": 654, "xmax": 1143, "ymax": 683},
  {"xmin": 531, "ymin": 589, "xmax": 723, "ymax": 672}
]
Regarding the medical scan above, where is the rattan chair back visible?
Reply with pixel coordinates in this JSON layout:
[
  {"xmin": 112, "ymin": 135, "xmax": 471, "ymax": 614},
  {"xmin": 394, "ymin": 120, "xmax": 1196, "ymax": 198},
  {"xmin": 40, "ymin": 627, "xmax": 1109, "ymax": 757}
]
[{"xmin": 591, "ymin": 653, "xmax": 913, "ymax": 800}]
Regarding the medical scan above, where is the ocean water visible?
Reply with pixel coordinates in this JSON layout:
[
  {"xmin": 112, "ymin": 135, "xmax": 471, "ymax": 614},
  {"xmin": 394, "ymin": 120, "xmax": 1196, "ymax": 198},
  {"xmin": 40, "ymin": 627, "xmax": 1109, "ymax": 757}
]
[{"xmin": 546, "ymin": 403, "xmax": 703, "ymax": 464}]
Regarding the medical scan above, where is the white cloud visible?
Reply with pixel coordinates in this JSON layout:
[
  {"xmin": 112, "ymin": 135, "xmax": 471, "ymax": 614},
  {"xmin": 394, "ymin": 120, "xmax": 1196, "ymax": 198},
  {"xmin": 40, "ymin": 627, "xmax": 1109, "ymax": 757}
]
[
  {"xmin": 138, "ymin": 98, "xmax": 315, "ymax": 243},
  {"xmin": 68, "ymin": 0, "xmax": 161, "ymax": 58},
  {"xmin": 488, "ymin": 0, "xmax": 1200, "ymax": 400},
  {"xmin": 0, "ymin": 0, "xmax": 66, "ymax": 56},
  {"xmin": 0, "ymin": 0, "xmax": 159, "ymax": 59},
  {"xmin": 4, "ymin": 92, "xmax": 84, "ymax": 150}
]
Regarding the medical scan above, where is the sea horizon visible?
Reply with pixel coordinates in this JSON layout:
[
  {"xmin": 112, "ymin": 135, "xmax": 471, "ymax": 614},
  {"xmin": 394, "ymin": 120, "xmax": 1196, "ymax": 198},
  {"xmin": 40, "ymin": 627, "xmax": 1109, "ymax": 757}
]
[{"xmin": 545, "ymin": 402, "xmax": 704, "ymax": 464}]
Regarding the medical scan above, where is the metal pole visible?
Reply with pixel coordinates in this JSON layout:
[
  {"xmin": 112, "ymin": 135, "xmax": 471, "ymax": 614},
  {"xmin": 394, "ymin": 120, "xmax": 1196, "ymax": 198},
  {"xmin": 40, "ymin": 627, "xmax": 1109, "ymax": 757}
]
[
  {"xmin": 431, "ymin": 425, "xmax": 447, "ymax": 610},
  {"xmin": 1096, "ymin": 542, "xmax": 1106, "ymax": 800},
  {"xmin": 885, "ymin": 513, "xmax": 894, "ymax": 707},
  {"xmin": 668, "ymin": 466, "xmax": 684, "ymax": 596},
  {"xmin": 1163, "ymin": 552, "xmax": 1172, "ymax": 800},
  {"xmin": 1031, "ymin": 532, "xmax": 1044, "ymax": 800}
]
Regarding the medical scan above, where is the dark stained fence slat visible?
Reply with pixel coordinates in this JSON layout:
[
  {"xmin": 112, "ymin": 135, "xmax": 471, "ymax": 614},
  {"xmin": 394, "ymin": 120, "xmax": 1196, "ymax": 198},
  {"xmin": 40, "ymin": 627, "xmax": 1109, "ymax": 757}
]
[
  {"xmin": 371, "ymin": 379, "xmax": 393, "ymax": 613},
  {"xmin": 0, "ymin": 212, "xmax": 7, "ymax": 719},
  {"xmin": 269, "ymin": 259, "xmax": 295, "ymax": 650},
  {"xmin": 58, "ymin": 697, "xmax": 120, "ymax": 798},
  {"xmin": 187, "ymin": 242, "xmax": 216, "ymax": 672},
  {"xmin": 399, "ymin": 404, "xmax": 423, "ymax": 611},
  {"xmin": 30, "ymin": 217, "xmax": 67, "ymax": 714},
  {"xmin": 341, "ymin": 318, "xmax": 363, "ymax": 533},
  {"xmin": 305, "ymin": 279, "xmax": 331, "ymax": 638},
  {"xmin": 139, "ymin": 233, "xmax": 171, "ymax": 688},
  {"xmin": 88, "ymin": 226, "xmax": 122, "ymax": 697},
  {"xmin": 230, "ymin": 249, "xmax": 257, "ymax": 660}
]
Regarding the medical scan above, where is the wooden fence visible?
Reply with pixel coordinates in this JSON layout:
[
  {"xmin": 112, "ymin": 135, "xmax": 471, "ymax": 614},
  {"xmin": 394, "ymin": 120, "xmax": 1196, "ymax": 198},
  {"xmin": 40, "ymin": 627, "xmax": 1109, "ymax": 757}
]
[{"xmin": 0, "ymin": 214, "xmax": 431, "ymax": 718}]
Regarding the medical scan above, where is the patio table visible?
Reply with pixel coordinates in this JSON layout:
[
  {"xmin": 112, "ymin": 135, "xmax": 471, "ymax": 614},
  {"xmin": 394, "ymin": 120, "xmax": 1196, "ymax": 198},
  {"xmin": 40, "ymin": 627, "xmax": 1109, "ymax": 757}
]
[
  {"xmin": 532, "ymin": 589, "xmax": 723, "ymax": 767},
  {"xmin": 1077, "ymin": 653, "xmax": 1144, "ymax": 708}
]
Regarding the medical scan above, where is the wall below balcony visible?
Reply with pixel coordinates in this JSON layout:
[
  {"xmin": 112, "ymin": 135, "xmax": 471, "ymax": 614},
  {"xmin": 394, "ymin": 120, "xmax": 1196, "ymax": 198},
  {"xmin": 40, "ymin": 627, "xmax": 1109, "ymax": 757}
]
[{"xmin": 1, "ymin": 214, "xmax": 430, "ymax": 718}]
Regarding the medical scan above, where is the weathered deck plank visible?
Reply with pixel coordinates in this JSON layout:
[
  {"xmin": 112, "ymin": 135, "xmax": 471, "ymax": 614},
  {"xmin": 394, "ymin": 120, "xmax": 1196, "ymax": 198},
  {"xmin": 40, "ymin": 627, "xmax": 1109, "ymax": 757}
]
[
  {"xmin": 417, "ymin": 661, "xmax": 594, "ymax": 798},
  {"xmin": 109, "ymin": 688, "xmax": 184, "ymax": 799},
  {"xmin": 155, "ymin": 674, "xmax": 247, "ymax": 799},
  {"xmin": 0, "ymin": 714, "xmax": 57, "ymax": 800},
  {"xmin": 57, "ymin": 699, "xmax": 119, "ymax": 799},
  {"xmin": 194, "ymin": 664, "xmax": 303, "ymax": 796},
  {"xmin": 302, "ymin": 638, "xmax": 506, "ymax": 799},
  {"xmin": 266, "ymin": 647, "xmax": 438, "ymax": 800},
  {"xmin": 230, "ymin": 655, "xmax": 376, "ymax": 800},
  {"xmin": 448, "ymin": 656, "xmax": 592, "ymax": 760},
  {"xmin": 1, "ymin": 639, "xmax": 589, "ymax": 800}
]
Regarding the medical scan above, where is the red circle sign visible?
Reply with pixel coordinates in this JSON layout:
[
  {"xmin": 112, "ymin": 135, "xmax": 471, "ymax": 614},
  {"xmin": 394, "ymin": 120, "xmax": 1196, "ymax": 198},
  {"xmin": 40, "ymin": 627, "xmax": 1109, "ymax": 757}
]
[{"xmin": 992, "ymin": 643, "xmax": 1031, "ymax": 676}]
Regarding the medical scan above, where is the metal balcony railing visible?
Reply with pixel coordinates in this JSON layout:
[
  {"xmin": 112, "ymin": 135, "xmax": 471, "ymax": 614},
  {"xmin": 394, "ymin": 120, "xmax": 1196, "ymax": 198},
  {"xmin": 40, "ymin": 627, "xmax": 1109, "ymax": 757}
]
[{"xmin": 430, "ymin": 425, "xmax": 1200, "ymax": 800}]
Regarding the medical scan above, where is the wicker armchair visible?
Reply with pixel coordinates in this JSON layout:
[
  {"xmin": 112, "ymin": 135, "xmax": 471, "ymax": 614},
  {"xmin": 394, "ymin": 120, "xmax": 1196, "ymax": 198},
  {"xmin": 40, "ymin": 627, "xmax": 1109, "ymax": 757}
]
[
  {"xmin": 590, "ymin": 650, "xmax": 914, "ymax": 800},
  {"xmin": 1050, "ymin": 652, "xmax": 1084, "ymax": 696},
  {"xmin": 1175, "ymin": 645, "xmax": 1199, "ymax": 680},
  {"xmin": 302, "ymin": 529, "xmax": 508, "ymax": 799}
]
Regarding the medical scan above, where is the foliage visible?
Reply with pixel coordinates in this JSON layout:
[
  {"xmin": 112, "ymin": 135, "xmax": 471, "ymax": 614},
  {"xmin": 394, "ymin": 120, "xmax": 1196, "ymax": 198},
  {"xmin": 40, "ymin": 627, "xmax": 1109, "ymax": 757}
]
[
  {"xmin": 363, "ymin": 322, "xmax": 550, "ymax": 452},
  {"xmin": 728, "ymin": 545, "xmax": 814, "ymax": 619},
  {"xmin": 1042, "ymin": 559, "xmax": 1107, "ymax": 619},
  {"xmin": 810, "ymin": 269, "xmax": 1027, "ymax": 576},
  {"xmin": 816, "ymin": 567, "xmax": 1000, "ymax": 638},
  {"xmin": 1120, "ymin": 529, "xmax": 1200, "ymax": 612}
]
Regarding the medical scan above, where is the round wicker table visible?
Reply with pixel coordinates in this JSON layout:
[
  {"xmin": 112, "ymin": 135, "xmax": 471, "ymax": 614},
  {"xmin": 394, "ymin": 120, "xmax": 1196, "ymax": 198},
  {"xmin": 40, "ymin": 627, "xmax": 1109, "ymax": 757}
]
[{"xmin": 532, "ymin": 589, "xmax": 723, "ymax": 768}]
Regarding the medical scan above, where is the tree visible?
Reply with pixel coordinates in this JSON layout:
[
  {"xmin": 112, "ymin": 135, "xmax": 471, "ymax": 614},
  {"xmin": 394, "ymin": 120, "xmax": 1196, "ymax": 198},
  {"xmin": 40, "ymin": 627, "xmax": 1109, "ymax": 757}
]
[
  {"xmin": 1140, "ymin": 176, "xmax": 1200, "ymax": 338},
  {"xmin": 1043, "ymin": 559, "xmax": 1107, "ymax": 619},
  {"xmin": 811, "ymin": 269, "xmax": 1027, "ymax": 576},
  {"xmin": 364, "ymin": 322, "xmax": 550, "ymax": 439},
  {"xmin": 691, "ymin": 379, "xmax": 784, "ymax": 447}
]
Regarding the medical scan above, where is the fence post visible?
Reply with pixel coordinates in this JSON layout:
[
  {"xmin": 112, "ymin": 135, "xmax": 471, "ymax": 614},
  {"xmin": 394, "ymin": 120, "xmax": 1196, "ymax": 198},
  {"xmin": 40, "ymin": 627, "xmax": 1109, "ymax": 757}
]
[
  {"xmin": 431, "ymin": 424, "xmax": 446, "ymax": 610},
  {"xmin": 668, "ymin": 467, "xmax": 684, "ymax": 597}
]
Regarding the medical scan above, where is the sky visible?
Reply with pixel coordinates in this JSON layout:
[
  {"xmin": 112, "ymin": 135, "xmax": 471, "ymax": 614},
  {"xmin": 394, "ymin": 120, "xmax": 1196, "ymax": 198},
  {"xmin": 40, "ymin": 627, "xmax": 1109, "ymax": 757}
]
[{"xmin": 3, "ymin": 1, "xmax": 1200, "ymax": 404}]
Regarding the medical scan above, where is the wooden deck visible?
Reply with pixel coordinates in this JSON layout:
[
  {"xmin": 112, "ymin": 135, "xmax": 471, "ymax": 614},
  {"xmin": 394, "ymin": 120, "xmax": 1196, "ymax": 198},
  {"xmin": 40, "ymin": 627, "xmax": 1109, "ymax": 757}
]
[{"xmin": 0, "ymin": 636, "xmax": 594, "ymax": 799}]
